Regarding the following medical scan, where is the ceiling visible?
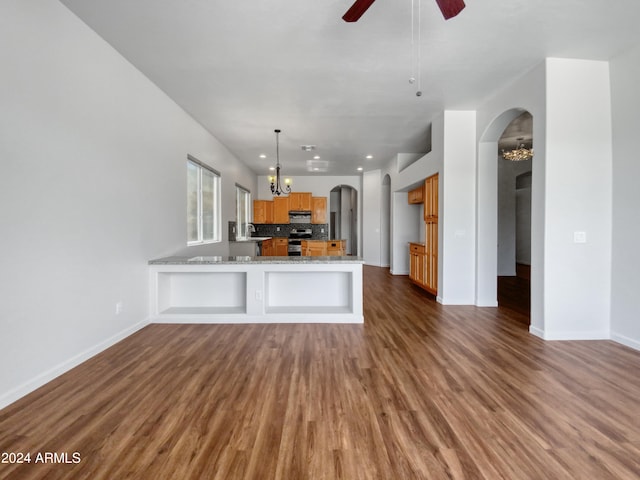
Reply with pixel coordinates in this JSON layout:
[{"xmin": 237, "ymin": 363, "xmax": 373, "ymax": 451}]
[{"xmin": 58, "ymin": 0, "xmax": 640, "ymax": 176}]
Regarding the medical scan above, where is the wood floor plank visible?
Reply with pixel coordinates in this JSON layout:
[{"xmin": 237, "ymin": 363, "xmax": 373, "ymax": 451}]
[{"xmin": 1, "ymin": 266, "xmax": 640, "ymax": 479}]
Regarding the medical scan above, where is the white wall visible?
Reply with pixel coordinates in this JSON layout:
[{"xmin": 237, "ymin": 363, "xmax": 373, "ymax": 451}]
[
  {"xmin": 362, "ymin": 170, "xmax": 382, "ymax": 266},
  {"xmin": 390, "ymin": 192, "xmax": 421, "ymax": 275},
  {"xmin": 609, "ymin": 45, "xmax": 640, "ymax": 350},
  {"xmin": 440, "ymin": 111, "xmax": 477, "ymax": 305},
  {"xmin": 543, "ymin": 58, "xmax": 612, "ymax": 340},
  {"xmin": 0, "ymin": 0, "xmax": 256, "ymax": 408},
  {"xmin": 256, "ymin": 175, "xmax": 361, "ymax": 200}
]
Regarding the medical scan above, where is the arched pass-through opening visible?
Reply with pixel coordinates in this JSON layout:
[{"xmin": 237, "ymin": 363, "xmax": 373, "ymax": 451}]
[
  {"xmin": 477, "ymin": 108, "xmax": 536, "ymax": 319},
  {"xmin": 496, "ymin": 112, "xmax": 533, "ymax": 321}
]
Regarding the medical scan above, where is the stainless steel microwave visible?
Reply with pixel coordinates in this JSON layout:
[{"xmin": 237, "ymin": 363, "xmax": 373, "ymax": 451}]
[{"xmin": 289, "ymin": 211, "xmax": 311, "ymax": 224}]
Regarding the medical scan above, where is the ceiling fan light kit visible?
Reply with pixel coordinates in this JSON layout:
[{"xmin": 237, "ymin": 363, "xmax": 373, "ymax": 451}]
[
  {"xmin": 342, "ymin": 0, "xmax": 377, "ymax": 22},
  {"xmin": 342, "ymin": 0, "xmax": 465, "ymax": 23},
  {"xmin": 434, "ymin": 0, "xmax": 466, "ymax": 20}
]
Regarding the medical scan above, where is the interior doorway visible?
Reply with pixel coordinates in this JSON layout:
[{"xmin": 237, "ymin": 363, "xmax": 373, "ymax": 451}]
[
  {"xmin": 381, "ymin": 174, "xmax": 391, "ymax": 268},
  {"xmin": 330, "ymin": 185, "xmax": 358, "ymax": 256},
  {"xmin": 496, "ymin": 112, "xmax": 533, "ymax": 320}
]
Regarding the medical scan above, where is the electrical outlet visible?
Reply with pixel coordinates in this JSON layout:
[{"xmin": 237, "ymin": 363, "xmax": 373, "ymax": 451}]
[
  {"xmin": 115, "ymin": 301, "xmax": 123, "ymax": 315},
  {"xmin": 276, "ymin": 226, "xmax": 280, "ymax": 231},
  {"xmin": 321, "ymin": 228, "xmax": 325, "ymax": 233}
]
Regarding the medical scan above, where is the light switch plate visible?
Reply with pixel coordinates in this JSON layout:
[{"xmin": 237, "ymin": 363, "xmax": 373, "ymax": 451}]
[{"xmin": 573, "ymin": 231, "xmax": 587, "ymax": 244}]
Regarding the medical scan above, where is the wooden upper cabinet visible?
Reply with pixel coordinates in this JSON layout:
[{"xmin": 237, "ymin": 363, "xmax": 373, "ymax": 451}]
[
  {"xmin": 289, "ymin": 192, "xmax": 312, "ymax": 211},
  {"xmin": 311, "ymin": 196, "xmax": 327, "ymax": 224},
  {"xmin": 424, "ymin": 173, "xmax": 439, "ymax": 221},
  {"xmin": 253, "ymin": 200, "xmax": 273, "ymax": 224},
  {"xmin": 273, "ymin": 197, "xmax": 290, "ymax": 224},
  {"xmin": 408, "ymin": 185, "xmax": 424, "ymax": 204}
]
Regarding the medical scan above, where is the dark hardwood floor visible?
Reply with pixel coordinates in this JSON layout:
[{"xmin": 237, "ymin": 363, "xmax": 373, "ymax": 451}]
[
  {"xmin": 498, "ymin": 263, "xmax": 531, "ymax": 321},
  {"xmin": 1, "ymin": 266, "xmax": 640, "ymax": 479}
]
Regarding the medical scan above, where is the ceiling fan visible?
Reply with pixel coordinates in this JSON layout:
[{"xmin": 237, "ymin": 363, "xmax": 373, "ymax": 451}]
[{"xmin": 342, "ymin": 0, "xmax": 465, "ymax": 22}]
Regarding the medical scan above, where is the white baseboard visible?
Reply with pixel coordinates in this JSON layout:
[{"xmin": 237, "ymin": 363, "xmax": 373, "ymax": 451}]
[
  {"xmin": 0, "ymin": 318, "xmax": 150, "ymax": 411},
  {"xmin": 528, "ymin": 326, "xmax": 609, "ymax": 341},
  {"xmin": 529, "ymin": 325, "xmax": 545, "ymax": 338},
  {"xmin": 476, "ymin": 301, "xmax": 498, "ymax": 307},
  {"xmin": 611, "ymin": 332, "xmax": 640, "ymax": 352},
  {"xmin": 391, "ymin": 270, "xmax": 409, "ymax": 276}
]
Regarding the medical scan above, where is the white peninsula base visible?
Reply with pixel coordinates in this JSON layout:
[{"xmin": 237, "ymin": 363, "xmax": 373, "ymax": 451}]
[{"xmin": 148, "ymin": 256, "xmax": 364, "ymax": 324}]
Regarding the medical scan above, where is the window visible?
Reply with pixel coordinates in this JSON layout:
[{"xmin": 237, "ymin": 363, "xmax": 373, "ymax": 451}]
[
  {"xmin": 187, "ymin": 156, "xmax": 221, "ymax": 245},
  {"xmin": 236, "ymin": 184, "xmax": 252, "ymax": 240}
]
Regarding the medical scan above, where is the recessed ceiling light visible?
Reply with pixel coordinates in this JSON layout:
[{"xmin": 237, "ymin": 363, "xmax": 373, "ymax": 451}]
[
  {"xmin": 313, "ymin": 155, "xmax": 320, "ymax": 160},
  {"xmin": 259, "ymin": 154, "xmax": 267, "ymax": 159},
  {"xmin": 365, "ymin": 155, "xmax": 373, "ymax": 159},
  {"xmin": 269, "ymin": 166, "xmax": 275, "ymax": 171},
  {"xmin": 357, "ymin": 167, "xmax": 363, "ymax": 171}
]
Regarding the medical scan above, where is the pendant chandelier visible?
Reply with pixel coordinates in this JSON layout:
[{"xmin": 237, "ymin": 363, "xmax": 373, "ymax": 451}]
[
  {"xmin": 502, "ymin": 142, "xmax": 534, "ymax": 162},
  {"xmin": 269, "ymin": 129, "xmax": 292, "ymax": 196}
]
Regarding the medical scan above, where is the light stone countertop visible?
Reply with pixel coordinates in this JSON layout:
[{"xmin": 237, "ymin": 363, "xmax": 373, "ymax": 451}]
[
  {"xmin": 230, "ymin": 237, "xmax": 274, "ymax": 243},
  {"xmin": 148, "ymin": 255, "xmax": 364, "ymax": 265}
]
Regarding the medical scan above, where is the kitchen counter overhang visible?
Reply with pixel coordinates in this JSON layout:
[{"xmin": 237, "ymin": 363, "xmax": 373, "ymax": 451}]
[{"xmin": 148, "ymin": 256, "xmax": 364, "ymax": 323}]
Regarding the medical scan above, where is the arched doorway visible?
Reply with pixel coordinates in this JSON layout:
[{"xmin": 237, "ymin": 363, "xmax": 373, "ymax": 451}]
[
  {"xmin": 477, "ymin": 107, "xmax": 540, "ymax": 329},
  {"xmin": 497, "ymin": 112, "xmax": 533, "ymax": 320}
]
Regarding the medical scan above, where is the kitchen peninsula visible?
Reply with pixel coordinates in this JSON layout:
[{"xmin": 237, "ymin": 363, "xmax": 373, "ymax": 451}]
[{"xmin": 148, "ymin": 255, "xmax": 364, "ymax": 324}]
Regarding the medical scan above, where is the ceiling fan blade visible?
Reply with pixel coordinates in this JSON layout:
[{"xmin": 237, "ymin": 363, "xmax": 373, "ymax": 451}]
[
  {"xmin": 342, "ymin": 0, "xmax": 376, "ymax": 22},
  {"xmin": 434, "ymin": 0, "xmax": 465, "ymax": 19}
]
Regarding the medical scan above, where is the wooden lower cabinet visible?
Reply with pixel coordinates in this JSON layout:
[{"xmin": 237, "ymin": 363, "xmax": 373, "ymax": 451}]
[
  {"xmin": 326, "ymin": 240, "xmax": 345, "ymax": 256},
  {"xmin": 409, "ymin": 240, "xmax": 436, "ymax": 295},
  {"xmin": 261, "ymin": 239, "xmax": 274, "ymax": 256},
  {"xmin": 273, "ymin": 238, "xmax": 289, "ymax": 256},
  {"xmin": 424, "ymin": 223, "xmax": 438, "ymax": 294},
  {"xmin": 302, "ymin": 240, "xmax": 326, "ymax": 257},
  {"xmin": 301, "ymin": 240, "xmax": 346, "ymax": 256},
  {"xmin": 260, "ymin": 238, "xmax": 288, "ymax": 256},
  {"xmin": 409, "ymin": 243, "xmax": 426, "ymax": 286}
]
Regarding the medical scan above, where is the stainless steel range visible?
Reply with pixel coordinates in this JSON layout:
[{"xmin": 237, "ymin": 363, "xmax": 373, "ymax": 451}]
[{"xmin": 288, "ymin": 228, "xmax": 312, "ymax": 256}]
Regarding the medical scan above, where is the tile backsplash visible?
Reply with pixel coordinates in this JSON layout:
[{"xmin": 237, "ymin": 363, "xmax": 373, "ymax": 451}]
[{"xmin": 229, "ymin": 221, "xmax": 328, "ymax": 240}]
